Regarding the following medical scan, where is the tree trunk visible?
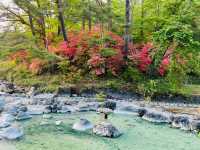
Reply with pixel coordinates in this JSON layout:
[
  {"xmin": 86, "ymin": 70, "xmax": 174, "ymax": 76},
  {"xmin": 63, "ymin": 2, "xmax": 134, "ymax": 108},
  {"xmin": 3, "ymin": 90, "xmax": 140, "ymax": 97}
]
[
  {"xmin": 124, "ymin": 0, "xmax": 131, "ymax": 60},
  {"xmin": 57, "ymin": 0, "xmax": 68, "ymax": 42},
  {"xmin": 28, "ymin": 11, "xmax": 35, "ymax": 36},
  {"xmin": 82, "ymin": 16, "xmax": 86, "ymax": 30},
  {"xmin": 57, "ymin": 25, "xmax": 61, "ymax": 36},
  {"xmin": 36, "ymin": 0, "xmax": 48, "ymax": 48}
]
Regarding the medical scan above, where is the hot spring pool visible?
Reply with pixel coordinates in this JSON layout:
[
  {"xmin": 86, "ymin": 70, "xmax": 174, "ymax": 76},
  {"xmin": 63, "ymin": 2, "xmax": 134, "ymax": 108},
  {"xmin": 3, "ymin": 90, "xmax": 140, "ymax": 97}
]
[{"xmin": 0, "ymin": 112, "xmax": 200, "ymax": 150}]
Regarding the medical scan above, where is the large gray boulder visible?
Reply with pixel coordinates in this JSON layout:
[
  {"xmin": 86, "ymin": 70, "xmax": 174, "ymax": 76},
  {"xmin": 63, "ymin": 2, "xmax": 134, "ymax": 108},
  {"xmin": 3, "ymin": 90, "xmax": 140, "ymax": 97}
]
[
  {"xmin": 57, "ymin": 106, "xmax": 71, "ymax": 114},
  {"xmin": 142, "ymin": 110, "xmax": 171, "ymax": 123},
  {"xmin": 93, "ymin": 122, "xmax": 122, "ymax": 138},
  {"xmin": 0, "ymin": 121, "xmax": 10, "ymax": 128},
  {"xmin": 102, "ymin": 101, "xmax": 116, "ymax": 110},
  {"xmin": 72, "ymin": 119, "xmax": 93, "ymax": 131},
  {"xmin": 0, "ymin": 113, "xmax": 14, "ymax": 128},
  {"xmin": 16, "ymin": 111, "xmax": 32, "ymax": 121},
  {"xmin": 6, "ymin": 104, "xmax": 28, "ymax": 116},
  {"xmin": 115, "ymin": 105, "xmax": 146, "ymax": 117},
  {"xmin": 0, "ymin": 113, "xmax": 15, "ymax": 123},
  {"xmin": 190, "ymin": 120, "xmax": 200, "ymax": 132},
  {"xmin": 0, "ymin": 127, "xmax": 24, "ymax": 140},
  {"xmin": 171, "ymin": 115, "xmax": 191, "ymax": 130}
]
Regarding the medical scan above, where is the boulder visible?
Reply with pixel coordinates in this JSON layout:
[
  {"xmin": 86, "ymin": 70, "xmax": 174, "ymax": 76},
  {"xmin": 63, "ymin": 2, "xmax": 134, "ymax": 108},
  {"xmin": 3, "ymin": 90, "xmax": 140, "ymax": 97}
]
[
  {"xmin": 103, "ymin": 101, "xmax": 116, "ymax": 110},
  {"xmin": 93, "ymin": 122, "xmax": 122, "ymax": 138},
  {"xmin": 0, "ymin": 113, "xmax": 15, "ymax": 123},
  {"xmin": 76, "ymin": 103, "xmax": 90, "ymax": 112},
  {"xmin": 0, "ymin": 99, "xmax": 5, "ymax": 112},
  {"xmin": 0, "ymin": 127, "xmax": 24, "ymax": 140},
  {"xmin": 57, "ymin": 106, "xmax": 71, "ymax": 114},
  {"xmin": 190, "ymin": 120, "xmax": 200, "ymax": 132},
  {"xmin": 0, "ymin": 82, "xmax": 14, "ymax": 94},
  {"xmin": 142, "ymin": 110, "xmax": 171, "ymax": 123},
  {"xmin": 27, "ymin": 105, "xmax": 45, "ymax": 115},
  {"xmin": 6, "ymin": 104, "xmax": 28, "ymax": 116},
  {"xmin": 115, "ymin": 105, "xmax": 146, "ymax": 117},
  {"xmin": 0, "ymin": 121, "xmax": 10, "ymax": 128},
  {"xmin": 171, "ymin": 115, "xmax": 191, "ymax": 130},
  {"xmin": 72, "ymin": 118, "xmax": 93, "ymax": 131},
  {"xmin": 16, "ymin": 111, "xmax": 32, "ymax": 121}
]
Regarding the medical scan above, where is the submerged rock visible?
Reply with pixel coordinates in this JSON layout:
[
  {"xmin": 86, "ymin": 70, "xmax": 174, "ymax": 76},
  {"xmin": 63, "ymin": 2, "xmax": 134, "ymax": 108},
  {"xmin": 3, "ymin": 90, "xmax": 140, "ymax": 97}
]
[
  {"xmin": 0, "ymin": 127, "xmax": 24, "ymax": 140},
  {"xmin": 142, "ymin": 110, "xmax": 171, "ymax": 123},
  {"xmin": 55, "ymin": 120, "xmax": 62, "ymax": 126},
  {"xmin": 43, "ymin": 114, "xmax": 53, "ymax": 119},
  {"xmin": 16, "ymin": 111, "xmax": 32, "ymax": 121},
  {"xmin": 93, "ymin": 122, "xmax": 122, "ymax": 138},
  {"xmin": 72, "ymin": 118, "xmax": 93, "ymax": 131}
]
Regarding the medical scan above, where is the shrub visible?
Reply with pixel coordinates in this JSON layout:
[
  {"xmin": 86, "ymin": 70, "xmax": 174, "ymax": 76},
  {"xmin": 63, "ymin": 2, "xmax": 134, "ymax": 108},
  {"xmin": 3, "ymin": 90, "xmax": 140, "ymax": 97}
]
[
  {"xmin": 100, "ymin": 48, "xmax": 117, "ymax": 58},
  {"xmin": 29, "ymin": 58, "xmax": 47, "ymax": 75},
  {"xmin": 57, "ymin": 59, "xmax": 70, "ymax": 75}
]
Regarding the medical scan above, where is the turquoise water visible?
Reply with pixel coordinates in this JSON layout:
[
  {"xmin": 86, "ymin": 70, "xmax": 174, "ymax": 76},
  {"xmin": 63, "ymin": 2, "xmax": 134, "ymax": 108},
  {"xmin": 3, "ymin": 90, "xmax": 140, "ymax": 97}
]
[{"xmin": 1, "ymin": 112, "xmax": 200, "ymax": 150}]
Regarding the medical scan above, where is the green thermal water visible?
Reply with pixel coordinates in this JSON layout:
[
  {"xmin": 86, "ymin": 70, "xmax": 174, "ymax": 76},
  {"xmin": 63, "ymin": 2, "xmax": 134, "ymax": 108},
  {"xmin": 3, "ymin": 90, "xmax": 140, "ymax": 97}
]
[{"xmin": 1, "ymin": 112, "xmax": 200, "ymax": 150}]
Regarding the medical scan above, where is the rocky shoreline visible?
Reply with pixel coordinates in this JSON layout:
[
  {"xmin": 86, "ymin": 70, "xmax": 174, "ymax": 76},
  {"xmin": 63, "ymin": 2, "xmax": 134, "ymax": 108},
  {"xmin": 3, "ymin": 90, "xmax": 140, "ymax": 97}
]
[{"xmin": 0, "ymin": 81, "xmax": 200, "ymax": 140}]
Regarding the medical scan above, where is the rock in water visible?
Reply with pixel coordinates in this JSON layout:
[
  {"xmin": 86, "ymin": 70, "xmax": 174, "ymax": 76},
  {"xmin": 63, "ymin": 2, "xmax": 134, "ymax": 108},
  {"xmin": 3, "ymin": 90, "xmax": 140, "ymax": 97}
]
[
  {"xmin": 0, "ymin": 113, "xmax": 13, "ymax": 128},
  {"xmin": 72, "ymin": 118, "xmax": 93, "ymax": 131},
  {"xmin": 171, "ymin": 115, "xmax": 191, "ymax": 130},
  {"xmin": 142, "ymin": 110, "xmax": 171, "ymax": 123},
  {"xmin": 190, "ymin": 120, "xmax": 200, "ymax": 132},
  {"xmin": 0, "ymin": 127, "xmax": 24, "ymax": 140},
  {"xmin": 43, "ymin": 114, "xmax": 53, "ymax": 119},
  {"xmin": 93, "ymin": 122, "xmax": 122, "ymax": 138},
  {"xmin": 0, "ymin": 121, "xmax": 10, "ymax": 128},
  {"xmin": 57, "ymin": 106, "xmax": 71, "ymax": 114},
  {"xmin": 55, "ymin": 120, "xmax": 62, "ymax": 126},
  {"xmin": 103, "ymin": 101, "xmax": 116, "ymax": 110},
  {"xmin": 0, "ymin": 113, "xmax": 15, "ymax": 123},
  {"xmin": 0, "ymin": 99, "xmax": 5, "ymax": 112},
  {"xmin": 16, "ymin": 111, "xmax": 32, "ymax": 121}
]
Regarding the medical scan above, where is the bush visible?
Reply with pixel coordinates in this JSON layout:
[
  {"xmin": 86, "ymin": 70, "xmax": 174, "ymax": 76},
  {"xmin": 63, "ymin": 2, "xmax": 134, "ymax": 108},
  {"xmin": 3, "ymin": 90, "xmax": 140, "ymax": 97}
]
[{"xmin": 57, "ymin": 59, "xmax": 70, "ymax": 75}]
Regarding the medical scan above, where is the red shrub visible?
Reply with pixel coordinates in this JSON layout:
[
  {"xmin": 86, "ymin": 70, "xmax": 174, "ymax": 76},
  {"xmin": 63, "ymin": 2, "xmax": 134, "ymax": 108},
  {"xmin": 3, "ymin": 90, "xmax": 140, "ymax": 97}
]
[
  {"xmin": 158, "ymin": 56, "xmax": 170, "ymax": 76},
  {"xmin": 129, "ymin": 43, "xmax": 153, "ymax": 72},
  {"xmin": 48, "ymin": 29, "xmax": 125, "ymax": 76}
]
